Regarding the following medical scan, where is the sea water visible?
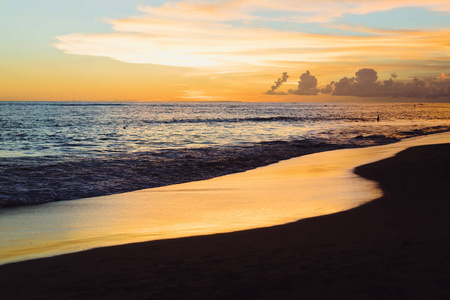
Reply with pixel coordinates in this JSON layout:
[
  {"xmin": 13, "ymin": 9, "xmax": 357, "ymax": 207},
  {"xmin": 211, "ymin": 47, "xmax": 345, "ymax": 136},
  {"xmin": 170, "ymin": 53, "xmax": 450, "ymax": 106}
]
[
  {"xmin": 2, "ymin": 101, "xmax": 450, "ymax": 158},
  {"xmin": 1, "ymin": 101, "xmax": 450, "ymax": 207}
]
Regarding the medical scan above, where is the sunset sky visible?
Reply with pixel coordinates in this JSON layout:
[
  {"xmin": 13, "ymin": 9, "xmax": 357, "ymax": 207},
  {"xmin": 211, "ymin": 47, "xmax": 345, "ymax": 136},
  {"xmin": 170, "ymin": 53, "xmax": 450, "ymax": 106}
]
[{"xmin": 1, "ymin": 0, "xmax": 450, "ymax": 101}]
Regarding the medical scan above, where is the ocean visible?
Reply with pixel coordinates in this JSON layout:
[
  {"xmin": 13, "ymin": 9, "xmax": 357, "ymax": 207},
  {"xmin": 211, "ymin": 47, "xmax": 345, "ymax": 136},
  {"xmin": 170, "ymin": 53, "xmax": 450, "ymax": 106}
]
[{"xmin": 1, "ymin": 101, "xmax": 450, "ymax": 207}]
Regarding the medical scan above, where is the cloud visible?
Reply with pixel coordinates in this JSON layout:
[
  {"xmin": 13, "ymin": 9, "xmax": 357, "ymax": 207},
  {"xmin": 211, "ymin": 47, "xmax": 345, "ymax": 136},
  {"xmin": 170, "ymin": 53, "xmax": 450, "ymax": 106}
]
[
  {"xmin": 331, "ymin": 68, "xmax": 450, "ymax": 98},
  {"xmin": 53, "ymin": 0, "xmax": 450, "ymax": 74},
  {"xmin": 266, "ymin": 72, "xmax": 289, "ymax": 94},
  {"xmin": 401, "ymin": 77, "xmax": 450, "ymax": 98},
  {"xmin": 136, "ymin": 0, "xmax": 252, "ymax": 22},
  {"xmin": 242, "ymin": 0, "xmax": 450, "ymax": 23},
  {"xmin": 333, "ymin": 68, "xmax": 380, "ymax": 96},
  {"xmin": 265, "ymin": 68, "xmax": 450, "ymax": 98},
  {"xmin": 321, "ymin": 82, "xmax": 334, "ymax": 94},
  {"xmin": 289, "ymin": 71, "xmax": 320, "ymax": 95},
  {"xmin": 264, "ymin": 70, "xmax": 320, "ymax": 95}
]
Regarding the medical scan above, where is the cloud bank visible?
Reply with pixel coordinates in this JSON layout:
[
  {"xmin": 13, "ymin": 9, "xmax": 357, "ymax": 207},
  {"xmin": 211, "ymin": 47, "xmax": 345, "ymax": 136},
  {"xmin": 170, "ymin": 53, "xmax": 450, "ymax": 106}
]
[
  {"xmin": 266, "ymin": 69, "xmax": 450, "ymax": 98},
  {"xmin": 53, "ymin": 0, "xmax": 450, "ymax": 74}
]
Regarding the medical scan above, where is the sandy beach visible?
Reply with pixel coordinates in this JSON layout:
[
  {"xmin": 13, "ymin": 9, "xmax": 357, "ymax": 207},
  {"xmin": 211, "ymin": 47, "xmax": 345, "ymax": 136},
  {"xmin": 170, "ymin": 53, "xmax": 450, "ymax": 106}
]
[
  {"xmin": 1, "ymin": 137, "xmax": 450, "ymax": 299},
  {"xmin": 4, "ymin": 0, "xmax": 450, "ymax": 298}
]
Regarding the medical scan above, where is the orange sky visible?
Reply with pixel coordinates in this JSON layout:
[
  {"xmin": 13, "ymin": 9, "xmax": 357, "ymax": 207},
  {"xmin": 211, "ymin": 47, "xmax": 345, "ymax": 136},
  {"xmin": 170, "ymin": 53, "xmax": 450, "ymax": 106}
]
[{"xmin": 1, "ymin": 0, "xmax": 450, "ymax": 101}]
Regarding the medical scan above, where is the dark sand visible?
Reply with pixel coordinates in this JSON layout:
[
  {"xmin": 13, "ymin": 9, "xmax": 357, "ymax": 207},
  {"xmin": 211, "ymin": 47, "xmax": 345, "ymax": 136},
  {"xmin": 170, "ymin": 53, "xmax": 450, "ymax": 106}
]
[{"xmin": 1, "ymin": 143, "xmax": 450, "ymax": 299}]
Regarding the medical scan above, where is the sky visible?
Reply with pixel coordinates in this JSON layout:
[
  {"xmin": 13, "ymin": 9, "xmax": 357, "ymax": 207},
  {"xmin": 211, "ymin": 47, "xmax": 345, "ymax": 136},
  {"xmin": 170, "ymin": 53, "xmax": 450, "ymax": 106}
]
[{"xmin": 1, "ymin": 0, "xmax": 450, "ymax": 101}]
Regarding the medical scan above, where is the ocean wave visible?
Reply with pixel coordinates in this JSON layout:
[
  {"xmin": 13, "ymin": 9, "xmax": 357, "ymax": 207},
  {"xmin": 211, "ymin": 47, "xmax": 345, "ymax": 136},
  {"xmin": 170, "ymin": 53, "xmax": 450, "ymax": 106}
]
[
  {"xmin": 2, "ymin": 125, "xmax": 450, "ymax": 208},
  {"xmin": 142, "ymin": 116, "xmax": 367, "ymax": 124}
]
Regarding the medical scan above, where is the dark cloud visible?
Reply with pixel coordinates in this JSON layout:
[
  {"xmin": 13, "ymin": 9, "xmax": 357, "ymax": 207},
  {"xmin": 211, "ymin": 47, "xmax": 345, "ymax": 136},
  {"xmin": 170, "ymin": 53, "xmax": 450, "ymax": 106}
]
[
  {"xmin": 332, "ymin": 76, "xmax": 356, "ymax": 95},
  {"xmin": 334, "ymin": 68, "xmax": 382, "ymax": 96},
  {"xmin": 332, "ymin": 69, "xmax": 450, "ymax": 98},
  {"xmin": 265, "ymin": 68, "xmax": 450, "ymax": 98},
  {"xmin": 401, "ymin": 77, "xmax": 450, "ymax": 98},
  {"xmin": 289, "ymin": 71, "xmax": 320, "ymax": 95},
  {"xmin": 356, "ymin": 68, "xmax": 378, "ymax": 85},
  {"xmin": 265, "ymin": 72, "xmax": 289, "ymax": 94},
  {"xmin": 321, "ymin": 82, "xmax": 334, "ymax": 94}
]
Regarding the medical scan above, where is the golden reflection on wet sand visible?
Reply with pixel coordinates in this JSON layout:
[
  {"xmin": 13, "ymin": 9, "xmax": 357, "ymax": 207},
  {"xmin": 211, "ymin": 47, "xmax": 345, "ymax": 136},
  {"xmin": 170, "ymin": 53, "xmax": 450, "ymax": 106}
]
[{"xmin": 1, "ymin": 132, "xmax": 450, "ymax": 265}]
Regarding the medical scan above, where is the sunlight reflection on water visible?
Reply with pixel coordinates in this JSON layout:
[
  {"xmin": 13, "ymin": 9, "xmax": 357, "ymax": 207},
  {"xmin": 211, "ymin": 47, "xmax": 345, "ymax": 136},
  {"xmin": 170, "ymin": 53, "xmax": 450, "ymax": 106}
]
[
  {"xmin": 1, "ymin": 101, "xmax": 450, "ymax": 158},
  {"xmin": 1, "ymin": 132, "xmax": 449, "ymax": 265}
]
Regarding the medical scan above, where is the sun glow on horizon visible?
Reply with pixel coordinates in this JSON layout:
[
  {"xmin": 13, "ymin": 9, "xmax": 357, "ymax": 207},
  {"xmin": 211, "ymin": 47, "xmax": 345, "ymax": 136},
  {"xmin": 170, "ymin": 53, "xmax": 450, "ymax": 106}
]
[{"xmin": 1, "ymin": 0, "xmax": 450, "ymax": 101}]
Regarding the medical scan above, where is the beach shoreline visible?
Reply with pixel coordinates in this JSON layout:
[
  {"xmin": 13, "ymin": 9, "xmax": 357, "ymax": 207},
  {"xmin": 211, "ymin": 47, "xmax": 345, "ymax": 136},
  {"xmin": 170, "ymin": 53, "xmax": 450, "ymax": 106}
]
[
  {"xmin": 2, "ymin": 132, "xmax": 449, "ymax": 266},
  {"xmin": 1, "ymin": 137, "xmax": 450, "ymax": 299},
  {"xmin": 2, "ymin": 100, "xmax": 449, "ymax": 208}
]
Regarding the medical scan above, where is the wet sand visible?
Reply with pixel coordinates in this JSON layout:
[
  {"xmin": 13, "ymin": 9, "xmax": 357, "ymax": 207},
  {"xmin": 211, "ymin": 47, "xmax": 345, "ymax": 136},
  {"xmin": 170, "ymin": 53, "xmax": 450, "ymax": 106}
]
[
  {"xmin": 2, "ymin": 133, "xmax": 449, "ymax": 265},
  {"xmin": 1, "ymin": 142, "xmax": 450, "ymax": 299}
]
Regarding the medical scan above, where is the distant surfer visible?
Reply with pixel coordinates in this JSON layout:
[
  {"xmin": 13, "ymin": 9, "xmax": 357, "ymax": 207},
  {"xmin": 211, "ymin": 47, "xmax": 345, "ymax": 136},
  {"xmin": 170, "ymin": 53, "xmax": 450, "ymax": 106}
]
[{"xmin": 377, "ymin": 115, "xmax": 380, "ymax": 122}]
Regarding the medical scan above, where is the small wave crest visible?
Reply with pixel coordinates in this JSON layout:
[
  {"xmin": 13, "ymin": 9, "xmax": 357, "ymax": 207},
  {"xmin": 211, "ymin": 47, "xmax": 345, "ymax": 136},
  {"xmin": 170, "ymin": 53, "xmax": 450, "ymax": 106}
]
[
  {"xmin": 142, "ymin": 116, "xmax": 366, "ymax": 124},
  {"xmin": 2, "ymin": 124, "xmax": 450, "ymax": 208}
]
